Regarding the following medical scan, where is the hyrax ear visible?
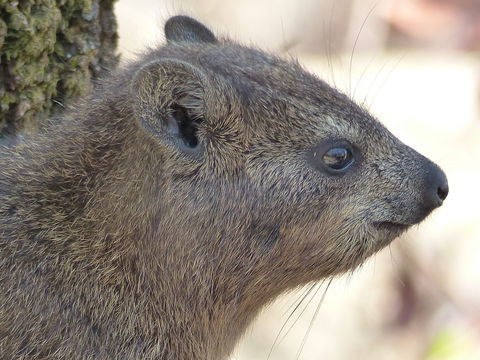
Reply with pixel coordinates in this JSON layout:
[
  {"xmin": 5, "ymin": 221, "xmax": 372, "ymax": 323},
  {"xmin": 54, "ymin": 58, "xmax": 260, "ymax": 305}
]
[
  {"xmin": 164, "ymin": 16, "xmax": 217, "ymax": 44},
  {"xmin": 131, "ymin": 59, "xmax": 208, "ymax": 157}
]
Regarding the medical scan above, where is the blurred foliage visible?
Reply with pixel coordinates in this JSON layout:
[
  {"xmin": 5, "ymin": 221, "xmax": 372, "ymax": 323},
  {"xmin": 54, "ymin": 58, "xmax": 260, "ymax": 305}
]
[
  {"xmin": 425, "ymin": 327, "xmax": 476, "ymax": 360},
  {"xmin": 426, "ymin": 328, "xmax": 461, "ymax": 359},
  {"xmin": 0, "ymin": 0, "xmax": 118, "ymax": 134}
]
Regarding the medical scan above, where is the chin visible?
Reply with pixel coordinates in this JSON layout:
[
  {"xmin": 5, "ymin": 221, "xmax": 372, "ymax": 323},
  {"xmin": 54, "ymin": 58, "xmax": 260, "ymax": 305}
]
[{"xmin": 371, "ymin": 221, "xmax": 412, "ymax": 250}]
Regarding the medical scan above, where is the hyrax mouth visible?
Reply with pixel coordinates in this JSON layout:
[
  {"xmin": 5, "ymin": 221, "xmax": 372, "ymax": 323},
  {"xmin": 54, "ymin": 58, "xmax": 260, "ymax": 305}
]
[
  {"xmin": 373, "ymin": 221, "xmax": 411, "ymax": 232},
  {"xmin": 370, "ymin": 221, "xmax": 412, "ymax": 249}
]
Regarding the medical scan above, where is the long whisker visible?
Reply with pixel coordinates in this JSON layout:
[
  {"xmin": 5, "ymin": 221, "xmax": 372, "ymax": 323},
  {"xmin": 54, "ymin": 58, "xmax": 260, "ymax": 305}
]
[
  {"xmin": 368, "ymin": 52, "xmax": 406, "ymax": 109},
  {"xmin": 349, "ymin": 2, "xmax": 379, "ymax": 96},
  {"xmin": 362, "ymin": 55, "xmax": 392, "ymax": 108},
  {"xmin": 267, "ymin": 283, "xmax": 318, "ymax": 360},
  {"xmin": 389, "ymin": 243, "xmax": 407, "ymax": 287},
  {"xmin": 276, "ymin": 283, "xmax": 324, "ymax": 346},
  {"xmin": 281, "ymin": 283, "xmax": 318, "ymax": 317},
  {"xmin": 295, "ymin": 278, "xmax": 333, "ymax": 360},
  {"xmin": 353, "ymin": 53, "xmax": 376, "ymax": 101},
  {"xmin": 324, "ymin": 0, "xmax": 338, "ymax": 88}
]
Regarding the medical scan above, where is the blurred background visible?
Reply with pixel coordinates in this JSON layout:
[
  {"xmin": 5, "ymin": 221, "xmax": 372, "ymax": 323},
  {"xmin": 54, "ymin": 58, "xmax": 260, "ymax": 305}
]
[{"xmin": 115, "ymin": 1, "xmax": 480, "ymax": 359}]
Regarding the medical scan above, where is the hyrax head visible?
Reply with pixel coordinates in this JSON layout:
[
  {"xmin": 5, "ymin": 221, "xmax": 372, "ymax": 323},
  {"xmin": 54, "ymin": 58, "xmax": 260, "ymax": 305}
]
[{"xmin": 129, "ymin": 16, "xmax": 448, "ymax": 288}]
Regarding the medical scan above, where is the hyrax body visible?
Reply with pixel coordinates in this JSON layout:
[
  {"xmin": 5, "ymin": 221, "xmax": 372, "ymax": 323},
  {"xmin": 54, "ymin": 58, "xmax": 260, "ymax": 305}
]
[{"xmin": 0, "ymin": 16, "xmax": 447, "ymax": 360}]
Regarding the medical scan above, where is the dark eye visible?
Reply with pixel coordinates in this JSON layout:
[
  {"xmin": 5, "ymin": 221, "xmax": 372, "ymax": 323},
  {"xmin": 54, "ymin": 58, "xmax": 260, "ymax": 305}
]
[
  {"xmin": 307, "ymin": 140, "xmax": 357, "ymax": 175},
  {"xmin": 322, "ymin": 147, "xmax": 354, "ymax": 171}
]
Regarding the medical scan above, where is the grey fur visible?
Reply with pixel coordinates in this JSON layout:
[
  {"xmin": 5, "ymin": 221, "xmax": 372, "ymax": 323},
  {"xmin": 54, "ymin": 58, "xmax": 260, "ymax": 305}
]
[{"xmin": 0, "ymin": 16, "xmax": 446, "ymax": 360}]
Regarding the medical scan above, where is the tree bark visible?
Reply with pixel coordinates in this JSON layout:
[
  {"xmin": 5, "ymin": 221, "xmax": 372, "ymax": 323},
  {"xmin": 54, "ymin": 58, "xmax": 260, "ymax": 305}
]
[{"xmin": 0, "ymin": 0, "xmax": 118, "ymax": 135}]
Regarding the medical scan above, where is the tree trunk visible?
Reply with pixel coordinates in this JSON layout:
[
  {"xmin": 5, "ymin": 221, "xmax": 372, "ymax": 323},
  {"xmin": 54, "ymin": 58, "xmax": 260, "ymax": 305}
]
[{"xmin": 0, "ymin": 0, "xmax": 118, "ymax": 135}]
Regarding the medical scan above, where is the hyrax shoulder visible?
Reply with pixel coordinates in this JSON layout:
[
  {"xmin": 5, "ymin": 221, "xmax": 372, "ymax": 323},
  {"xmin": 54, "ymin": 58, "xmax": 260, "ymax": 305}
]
[{"xmin": 0, "ymin": 15, "xmax": 447, "ymax": 360}]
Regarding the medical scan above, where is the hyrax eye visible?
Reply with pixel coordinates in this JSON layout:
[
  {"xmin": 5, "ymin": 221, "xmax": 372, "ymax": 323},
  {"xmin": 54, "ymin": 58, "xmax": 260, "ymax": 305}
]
[
  {"xmin": 307, "ymin": 141, "xmax": 356, "ymax": 175},
  {"xmin": 322, "ymin": 147, "xmax": 354, "ymax": 171}
]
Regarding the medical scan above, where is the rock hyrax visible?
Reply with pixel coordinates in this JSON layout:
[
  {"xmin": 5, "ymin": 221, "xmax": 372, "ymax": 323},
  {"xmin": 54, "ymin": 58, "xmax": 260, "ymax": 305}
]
[{"xmin": 0, "ymin": 15, "xmax": 448, "ymax": 360}]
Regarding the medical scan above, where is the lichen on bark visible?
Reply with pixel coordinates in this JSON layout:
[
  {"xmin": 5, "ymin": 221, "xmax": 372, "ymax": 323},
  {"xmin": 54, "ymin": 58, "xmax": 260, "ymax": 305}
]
[{"xmin": 0, "ymin": 0, "xmax": 118, "ymax": 135}]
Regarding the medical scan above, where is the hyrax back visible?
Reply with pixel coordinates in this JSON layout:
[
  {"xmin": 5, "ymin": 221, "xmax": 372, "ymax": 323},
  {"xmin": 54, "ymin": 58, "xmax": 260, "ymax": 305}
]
[{"xmin": 0, "ymin": 15, "xmax": 447, "ymax": 360}]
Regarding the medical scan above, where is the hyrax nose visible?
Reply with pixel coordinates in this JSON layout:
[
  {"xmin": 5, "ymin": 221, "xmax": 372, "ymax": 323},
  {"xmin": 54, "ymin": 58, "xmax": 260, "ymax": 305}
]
[{"xmin": 423, "ymin": 162, "xmax": 449, "ymax": 211}]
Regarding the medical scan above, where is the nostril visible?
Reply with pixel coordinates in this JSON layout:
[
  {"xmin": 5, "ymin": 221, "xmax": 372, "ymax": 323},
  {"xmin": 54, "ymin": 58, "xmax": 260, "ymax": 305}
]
[
  {"xmin": 437, "ymin": 183, "xmax": 449, "ymax": 201},
  {"xmin": 423, "ymin": 161, "xmax": 448, "ymax": 211}
]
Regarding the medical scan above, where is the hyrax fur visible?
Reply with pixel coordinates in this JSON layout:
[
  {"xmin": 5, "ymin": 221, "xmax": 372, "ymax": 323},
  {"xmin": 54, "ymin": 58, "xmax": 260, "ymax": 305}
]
[{"xmin": 0, "ymin": 16, "xmax": 448, "ymax": 360}]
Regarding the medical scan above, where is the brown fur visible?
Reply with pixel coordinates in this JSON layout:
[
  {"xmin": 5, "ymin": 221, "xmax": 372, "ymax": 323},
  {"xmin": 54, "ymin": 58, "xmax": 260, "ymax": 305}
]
[{"xmin": 0, "ymin": 16, "xmax": 447, "ymax": 359}]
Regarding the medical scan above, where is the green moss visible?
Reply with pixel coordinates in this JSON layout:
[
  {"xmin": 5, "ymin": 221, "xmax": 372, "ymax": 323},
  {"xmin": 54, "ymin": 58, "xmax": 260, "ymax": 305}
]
[
  {"xmin": 0, "ymin": 18, "xmax": 6, "ymax": 53},
  {"xmin": 0, "ymin": 0, "xmax": 118, "ymax": 134}
]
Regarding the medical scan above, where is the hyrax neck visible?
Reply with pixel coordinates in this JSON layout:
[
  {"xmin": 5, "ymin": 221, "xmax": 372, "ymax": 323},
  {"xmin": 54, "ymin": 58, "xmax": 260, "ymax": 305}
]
[{"xmin": 87, "ymin": 227, "xmax": 274, "ymax": 360}]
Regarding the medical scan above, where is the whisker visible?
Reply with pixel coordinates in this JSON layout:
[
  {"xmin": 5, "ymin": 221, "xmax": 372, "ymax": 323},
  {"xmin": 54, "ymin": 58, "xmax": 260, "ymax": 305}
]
[
  {"xmin": 295, "ymin": 278, "xmax": 333, "ymax": 360},
  {"xmin": 389, "ymin": 243, "xmax": 406, "ymax": 288},
  {"xmin": 361, "ymin": 55, "xmax": 392, "ymax": 108},
  {"xmin": 368, "ymin": 52, "xmax": 406, "ymax": 109},
  {"xmin": 353, "ymin": 53, "xmax": 377, "ymax": 101},
  {"xmin": 325, "ymin": 0, "xmax": 338, "ymax": 88},
  {"xmin": 281, "ymin": 283, "xmax": 317, "ymax": 318},
  {"xmin": 276, "ymin": 283, "xmax": 324, "ymax": 346},
  {"xmin": 272, "ymin": 284, "xmax": 324, "ymax": 358},
  {"xmin": 267, "ymin": 283, "xmax": 318, "ymax": 360},
  {"xmin": 348, "ymin": 2, "xmax": 379, "ymax": 96}
]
